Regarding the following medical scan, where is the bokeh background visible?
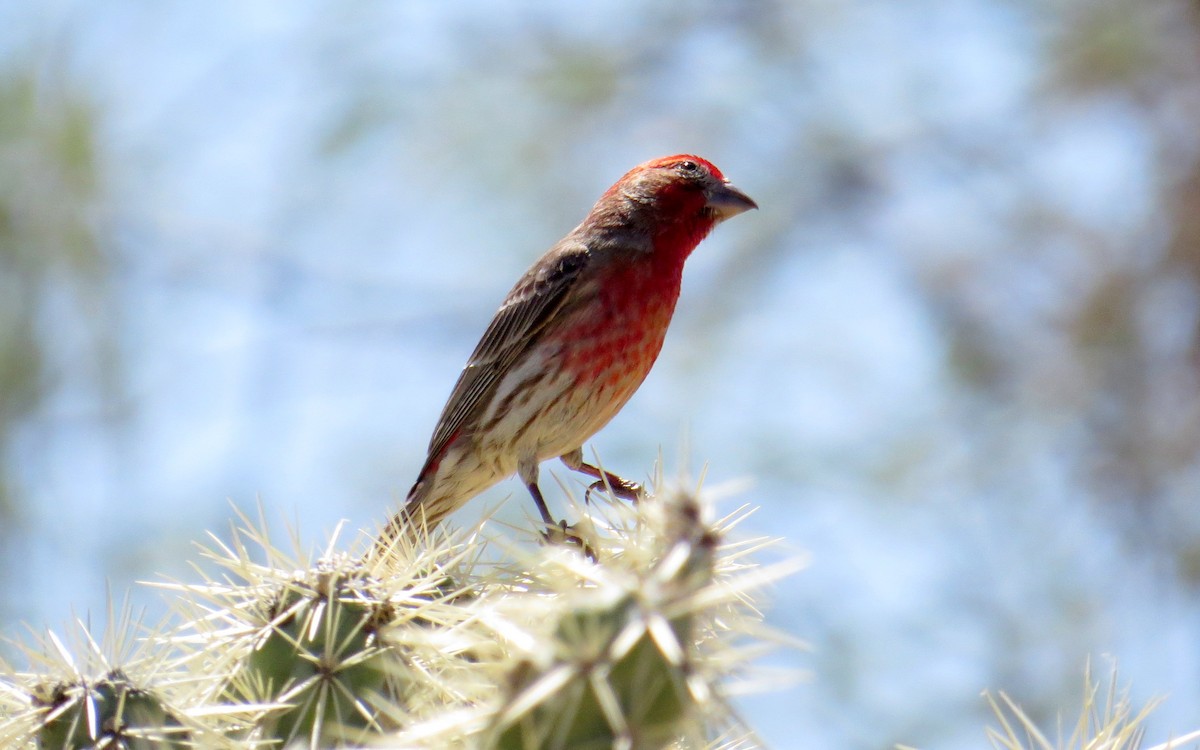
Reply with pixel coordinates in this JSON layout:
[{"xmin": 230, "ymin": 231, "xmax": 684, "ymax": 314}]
[{"xmin": 3, "ymin": 1, "xmax": 1200, "ymax": 747}]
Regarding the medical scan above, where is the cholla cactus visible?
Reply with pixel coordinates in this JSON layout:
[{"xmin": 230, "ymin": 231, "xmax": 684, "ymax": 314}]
[
  {"xmin": 161, "ymin": 508, "xmax": 487, "ymax": 748},
  {"xmin": 6, "ymin": 476, "xmax": 1200, "ymax": 750},
  {"xmin": 984, "ymin": 661, "xmax": 1200, "ymax": 750},
  {"xmin": 389, "ymin": 480, "xmax": 797, "ymax": 749},
  {"xmin": 28, "ymin": 668, "xmax": 188, "ymax": 750},
  {"xmin": 0, "ymin": 603, "xmax": 227, "ymax": 749},
  {"xmin": 0, "ymin": 476, "xmax": 797, "ymax": 749}
]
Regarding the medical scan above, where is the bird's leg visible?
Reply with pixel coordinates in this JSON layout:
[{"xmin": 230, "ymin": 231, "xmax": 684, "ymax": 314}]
[
  {"xmin": 519, "ymin": 457, "xmax": 592, "ymax": 554},
  {"xmin": 526, "ymin": 482, "xmax": 557, "ymax": 527},
  {"xmin": 560, "ymin": 448, "xmax": 644, "ymax": 504},
  {"xmin": 518, "ymin": 458, "xmax": 557, "ymax": 527}
]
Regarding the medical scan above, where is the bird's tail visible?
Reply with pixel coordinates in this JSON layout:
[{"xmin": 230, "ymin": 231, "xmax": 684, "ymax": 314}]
[{"xmin": 371, "ymin": 479, "xmax": 436, "ymax": 560}]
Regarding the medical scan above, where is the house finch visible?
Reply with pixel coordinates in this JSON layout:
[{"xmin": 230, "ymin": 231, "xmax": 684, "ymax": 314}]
[{"xmin": 382, "ymin": 154, "xmax": 756, "ymax": 543}]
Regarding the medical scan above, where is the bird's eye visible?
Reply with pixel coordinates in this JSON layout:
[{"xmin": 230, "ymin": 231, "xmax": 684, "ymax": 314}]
[{"xmin": 678, "ymin": 160, "xmax": 699, "ymax": 174}]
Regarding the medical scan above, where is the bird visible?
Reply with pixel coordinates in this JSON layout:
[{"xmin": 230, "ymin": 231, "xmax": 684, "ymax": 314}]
[{"xmin": 382, "ymin": 154, "xmax": 756, "ymax": 544}]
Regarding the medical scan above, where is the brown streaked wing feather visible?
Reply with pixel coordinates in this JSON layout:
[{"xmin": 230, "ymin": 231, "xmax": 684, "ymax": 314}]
[{"xmin": 423, "ymin": 242, "xmax": 592, "ymax": 466}]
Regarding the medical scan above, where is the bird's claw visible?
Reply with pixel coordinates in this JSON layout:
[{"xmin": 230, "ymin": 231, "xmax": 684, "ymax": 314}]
[
  {"xmin": 540, "ymin": 520, "xmax": 597, "ymax": 561},
  {"xmin": 584, "ymin": 477, "xmax": 644, "ymax": 505}
]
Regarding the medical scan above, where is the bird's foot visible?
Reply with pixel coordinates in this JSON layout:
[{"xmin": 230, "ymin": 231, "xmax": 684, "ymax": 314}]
[{"xmin": 540, "ymin": 520, "xmax": 597, "ymax": 561}]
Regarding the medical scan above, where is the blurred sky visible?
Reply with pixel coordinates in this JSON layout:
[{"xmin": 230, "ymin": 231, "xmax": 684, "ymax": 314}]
[{"xmin": 3, "ymin": 1, "xmax": 1200, "ymax": 748}]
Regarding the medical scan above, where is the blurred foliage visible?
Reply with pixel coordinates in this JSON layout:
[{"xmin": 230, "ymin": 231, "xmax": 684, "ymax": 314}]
[{"xmin": 0, "ymin": 59, "xmax": 109, "ymax": 575}]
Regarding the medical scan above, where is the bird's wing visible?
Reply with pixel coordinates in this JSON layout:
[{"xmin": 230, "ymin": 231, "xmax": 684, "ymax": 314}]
[{"xmin": 422, "ymin": 243, "xmax": 593, "ymax": 468}]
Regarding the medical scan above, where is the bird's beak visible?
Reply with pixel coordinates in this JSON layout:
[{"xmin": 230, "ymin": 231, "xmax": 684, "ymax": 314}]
[{"xmin": 705, "ymin": 181, "xmax": 758, "ymax": 220}]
